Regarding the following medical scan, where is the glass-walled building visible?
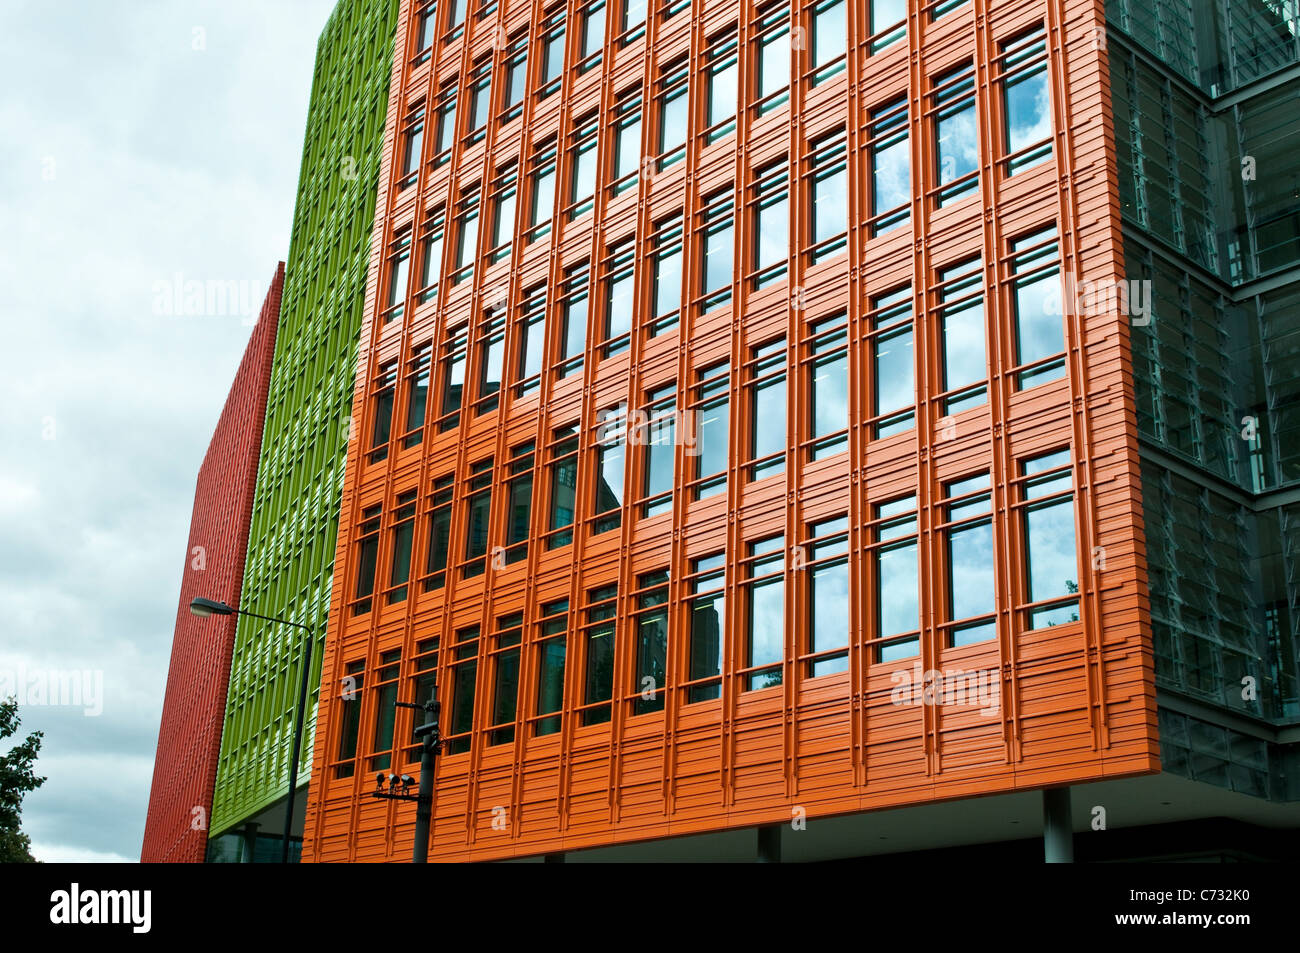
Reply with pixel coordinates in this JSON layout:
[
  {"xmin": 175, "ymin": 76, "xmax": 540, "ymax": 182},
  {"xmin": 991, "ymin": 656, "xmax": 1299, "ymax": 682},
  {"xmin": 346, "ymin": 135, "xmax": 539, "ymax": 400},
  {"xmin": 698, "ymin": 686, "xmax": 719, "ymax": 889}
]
[{"xmin": 1108, "ymin": 0, "xmax": 1300, "ymax": 803}]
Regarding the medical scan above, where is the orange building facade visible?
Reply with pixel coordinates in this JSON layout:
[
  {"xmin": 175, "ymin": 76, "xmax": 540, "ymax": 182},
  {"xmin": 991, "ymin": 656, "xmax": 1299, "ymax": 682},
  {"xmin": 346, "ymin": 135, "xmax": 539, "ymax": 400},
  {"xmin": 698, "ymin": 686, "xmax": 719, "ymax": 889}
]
[{"xmin": 303, "ymin": 0, "xmax": 1158, "ymax": 862}]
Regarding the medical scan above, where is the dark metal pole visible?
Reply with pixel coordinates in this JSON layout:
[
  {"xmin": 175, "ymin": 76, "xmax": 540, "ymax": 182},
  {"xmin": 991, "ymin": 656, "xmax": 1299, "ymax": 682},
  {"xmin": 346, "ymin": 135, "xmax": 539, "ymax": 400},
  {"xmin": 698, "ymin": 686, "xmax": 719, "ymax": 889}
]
[
  {"xmin": 281, "ymin": 625, "xmax": 314, "ymax": 864},
  {"xmin": 412, "ymin": 700, "xmax": 441, "ymax": 864}
]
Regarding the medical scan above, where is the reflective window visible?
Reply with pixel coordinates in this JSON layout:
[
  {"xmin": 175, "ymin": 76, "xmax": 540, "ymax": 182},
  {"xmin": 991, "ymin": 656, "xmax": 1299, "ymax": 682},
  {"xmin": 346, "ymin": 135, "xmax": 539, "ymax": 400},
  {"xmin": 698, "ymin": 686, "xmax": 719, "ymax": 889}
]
[
  {"xmin": 404, "ymin": 639, "xmax": 438, "ymax": 761},
  {"xmin": 434, "ymin": 83, "xmax": 457, "ymax": 163},
  {"xmin": 368, "ymin": 362, "xmax": 397, "ymax": 463},
  {"xmin": 870, "ymin": 285, "xmax": 914, "ymax": 437},
  {"xmin": 870, "ymin": 0, "xmax": 906, "ymax": 52},
  {"xmin": 1021, "ymin": 449, "xmax": 1079, "ymax": 629},
  {"xmin": 447, "ymin": 627, "xmax": 478, "ymax": 755},
  {"xmin": 706, "ymin": 31, "xmax": 739, "ymax": 142},
  {"xmin": 633, "ymin": 571, "xmax": 669, "ymax": 714},
  {"xmin": 568, "ymin": 111, "xmax": 599, "ymax": 220},
  {"xmin": 611, "ymin": 91, "xmax": 643, "ymax": 193},
  {"xmin": 422, "ymin": 476, "xmax": 454, "ymax": 591},
  {"xmin": 752, "ymin": 158, "xmax": 789, "ymax": 287},
  {"xmin": 811, "ymin": 0, "xmax": 847, "ymax": 83},
  {"xmin": 402, "ymin": 343, "xmax": 430, "ymax": 449},
  {"xmin": 527, "ymin": 139, "xmax": 558, "ymax": 243},
  {"xmin": 437, "ymin": 324, "xmax": 467, "ymax": 432},
  {"xmin": 353, "ymin": 505, "xmax": 383, "ymax": 615},
  {"xmin": 874, "ymin": 495, "xmax": 919, "ymax": 661},
  {"xmin": 650, "ymin": 216, "xmax": 684, "ymax": 334},
  {"xmin": 503, "ymin": 443, "xmax": 534, "ymax": 566},
  {"xmin": 807, "ymin": 313, "xmax": 848, "ymax": 459},
  {"xmin": 461, "ymin": 458, "xmax": 493, "ymax": 578},
  {"xmin": 488, "ymin": 614, "xmax": 523, "ymax": 745},
  {"xmin": 451, "ymin": 187, "xmax": 480, "ymax": 286},
  {"xmin": 688, "ymin": 554, "xmax": 726, "ymax": 702},
  {"xmin": 513, "ymin": 284, "xmax": 546, "ymax": 397},
  {"xmin": 558, "ymin": 261, "xmax": 589, "ymax": 378},
  {"xmin": 580, "ymin": 0, "xmax": 606, "ymax": 71},
  {"xmin": 415, "ymin": 2, "xmax": 437, "ymax": 58},
  {"xmin": 690, "ymin": 363, "xmax": 729, "ymax": 499},
  {"xmin": 387, "ymin": 491, "xmax": 417, "ymax": 604},
  {"xmin": 399, "ymin": 104, "xmax": 423, "ymax": 189},
  {"xmin": 534, "ymin": 600, "xmax": 569, "ymax": 736},
  {"xmin": 1010, "ymin": 225, "xmax": 1065, "ymax": 388},
  {"xmin": 467, "ymin": 57, "xmax": 492, "ymax": 143},
  {"xmin": 809, "ymin": 131, "xmax": 848, "ymax": 260},
  {"xmin": 502, "ymin": 32, "xmax": 529, "ymax": 120},
  {"xmin": 657, "ymin": 58, "xmax": 690, "ymax": 169},
  {"xmin": 700, "ymin": 188, "xmax": 735, "ymax": 311},
  {"xmin": 621, "ymin": 0, "xmax": 648, "ymax": 40},
  {"xmin": 547, "ymin": 426, "xmax": 580, "ymax": 549},
  {"xmin": 641, "ymin": 385, "xmax": 676, "ymax": 517},
  {"xmin": 937, "ymin": 256, "xmax": 987, "ymax": 414},
  {"xmin": 602, "ymin": 239, "xmax": 635, "ymax": 357},
  {"xmin": 417, "ymin": 206, "xmax": 444, "ymax": 303},
  {"xmin": 474, "ymin": 313, "xmax": 506, "ymax": 416},
  {"xmin": 385, "ymin": 232, "xmax": 411, "ymax": 323},
  {"xmin": 539, "ymin": 6, "xmax": 567, "ymax": 98},
  {"xmin": 744, "ymin": 535, "xmax": 785, "ymax": 690},
  {"xmin": 933, "ymin": 63, "xmax": 979, "ymax": 206},
  {"xmin": 489, "ymin": 165, "xmax": 517, "ymax": 264},
  {"xmin": 368, "ymin": 650, "xmax": 402, "ymax": 771},
  {"xmin": 593, "ymin": 405, "xmax": 625, "ymax": 534},
  {"xmin": 747, "ymin": 337, "xmax": 786, "ymax": 479},
  {"xmin": 870, "ymin": 97, "xmax": 910, "ymax": 234},
  {"xmin": 334, "ymin": 661, "xmax": 366, "ymax": 777},
  {"xmin": 1002, "ymin": 30, "xmax": 1052, "ymax": 173},
  {"xmin": 943, "ymin": 473, "xmax": 996, "ymax": 646},
  {"xmin": 806, "ymin": 516, "xmax": 849, "ymax": 676},
  {"xmin": 583, "ymin": 585, "xmax": 618, "ymax": 725},
  {"xmin": 754, "ymin": 2, "xmax": 791, "ymax": 112}
]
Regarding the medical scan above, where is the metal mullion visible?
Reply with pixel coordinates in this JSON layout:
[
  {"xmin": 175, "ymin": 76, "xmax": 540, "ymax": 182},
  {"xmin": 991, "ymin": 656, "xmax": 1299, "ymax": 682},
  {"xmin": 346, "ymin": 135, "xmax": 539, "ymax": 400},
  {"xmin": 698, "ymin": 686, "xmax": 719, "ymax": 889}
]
[
  {"xmin": 1045, "ymin": 0, "xmax": 1108, "ymax": 750},
  {"xmin": 656, "ymin": 1, "xmax": 706, "ymax": 807},
  {"xmin": 901, "ymin": 0, "xmax": 944, "ymax": 780}
]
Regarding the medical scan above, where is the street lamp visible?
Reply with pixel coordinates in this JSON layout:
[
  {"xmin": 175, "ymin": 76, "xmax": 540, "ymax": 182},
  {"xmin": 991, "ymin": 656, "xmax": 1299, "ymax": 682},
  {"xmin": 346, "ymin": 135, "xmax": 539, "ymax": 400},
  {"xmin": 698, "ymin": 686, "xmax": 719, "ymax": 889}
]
[
  {"xmin": 189, "ymin": 595, "xmax": 314, "ymax": 864},
  {"xmin": 371, "ymin": 698, "xmax": 443, "ymax": 863}
]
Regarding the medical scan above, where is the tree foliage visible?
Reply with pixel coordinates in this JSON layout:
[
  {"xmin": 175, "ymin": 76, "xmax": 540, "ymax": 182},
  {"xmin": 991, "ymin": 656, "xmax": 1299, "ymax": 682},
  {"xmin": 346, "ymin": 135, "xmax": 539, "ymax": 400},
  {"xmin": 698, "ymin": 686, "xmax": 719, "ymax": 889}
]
[{"xmin": 0, "ymin": 697, "xmax": 45, "ymax": 863}]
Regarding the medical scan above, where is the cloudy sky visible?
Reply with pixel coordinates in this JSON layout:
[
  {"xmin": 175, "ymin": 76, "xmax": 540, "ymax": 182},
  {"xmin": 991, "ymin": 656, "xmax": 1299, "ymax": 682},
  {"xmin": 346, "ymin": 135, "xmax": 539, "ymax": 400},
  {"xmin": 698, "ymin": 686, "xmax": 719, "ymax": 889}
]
[{"xmin": 0, "ymin": 0, "xmax": 337, "ymax": 862}]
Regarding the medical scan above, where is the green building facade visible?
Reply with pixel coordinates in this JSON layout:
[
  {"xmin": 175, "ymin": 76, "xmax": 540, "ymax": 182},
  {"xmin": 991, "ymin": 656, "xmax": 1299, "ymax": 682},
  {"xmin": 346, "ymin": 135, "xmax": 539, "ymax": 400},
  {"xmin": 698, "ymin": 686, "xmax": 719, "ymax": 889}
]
[
  {"xmin": 207, "ymin": 0, "xmax": 399, "ymax": 860},
  {"xmin": 1106, "ymin": 0, "xmax": 1300, "ymax": 801}
]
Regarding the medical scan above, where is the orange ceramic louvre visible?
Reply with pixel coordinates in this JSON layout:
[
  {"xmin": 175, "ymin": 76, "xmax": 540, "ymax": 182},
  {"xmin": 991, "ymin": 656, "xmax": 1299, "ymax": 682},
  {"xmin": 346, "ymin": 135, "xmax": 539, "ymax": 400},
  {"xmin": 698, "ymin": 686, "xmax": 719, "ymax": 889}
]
[{"xmin": 303, "ymin": 0, "xmax": 1157, "ymax": 862}]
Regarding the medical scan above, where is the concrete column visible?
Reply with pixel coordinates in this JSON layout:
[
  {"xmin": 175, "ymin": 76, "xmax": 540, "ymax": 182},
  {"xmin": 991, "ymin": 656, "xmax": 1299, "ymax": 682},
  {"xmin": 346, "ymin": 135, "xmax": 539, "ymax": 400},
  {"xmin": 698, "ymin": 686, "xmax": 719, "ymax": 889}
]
[
  {"xmin": 241, "ymin": 822, "xmax": 260, "ymax": 864},
  {"xmin": 757, "ymin": 824, "xmax": 782, "ymax": 863},
  {"xmin": 1043, "ymin": 787, "xmax": 1074, "ymax": 863}
]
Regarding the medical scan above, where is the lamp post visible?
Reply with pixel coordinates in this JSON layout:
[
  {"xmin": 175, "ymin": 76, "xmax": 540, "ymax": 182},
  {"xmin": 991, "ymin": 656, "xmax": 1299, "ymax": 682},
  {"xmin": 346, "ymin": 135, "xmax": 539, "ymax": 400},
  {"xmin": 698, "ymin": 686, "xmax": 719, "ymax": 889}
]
[
  {"xmin": 190, "ymin": 596, "xmax": 313, "ymax": 864},
  {"xmin": 371, "ymin": 698, "xmax": 442, "ymax": 863}
]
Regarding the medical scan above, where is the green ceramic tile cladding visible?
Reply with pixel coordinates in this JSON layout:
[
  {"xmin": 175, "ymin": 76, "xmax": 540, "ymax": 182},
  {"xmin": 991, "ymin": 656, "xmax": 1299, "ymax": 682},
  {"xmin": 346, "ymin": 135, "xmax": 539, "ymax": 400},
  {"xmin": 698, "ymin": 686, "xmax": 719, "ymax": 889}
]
[
  {"xmin": 1105, "ymin": 2, "xmax": 1300, "ymax": 788},
  {"xmin": 210, "ymin": 0, "xmax": 398, "ymax": 837}
]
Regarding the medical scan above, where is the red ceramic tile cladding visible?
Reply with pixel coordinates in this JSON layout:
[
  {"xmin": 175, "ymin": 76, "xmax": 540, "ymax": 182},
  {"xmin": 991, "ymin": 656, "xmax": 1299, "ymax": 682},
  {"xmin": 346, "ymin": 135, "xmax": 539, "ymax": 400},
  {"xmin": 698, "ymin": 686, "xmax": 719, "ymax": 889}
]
[
  {"xmin": 304, "ymin": 0, "xmax": 1159, "ymax": 862},
  {"xmin": 141, "ymin": 264, "xmax": 284, "ymax": 863}
]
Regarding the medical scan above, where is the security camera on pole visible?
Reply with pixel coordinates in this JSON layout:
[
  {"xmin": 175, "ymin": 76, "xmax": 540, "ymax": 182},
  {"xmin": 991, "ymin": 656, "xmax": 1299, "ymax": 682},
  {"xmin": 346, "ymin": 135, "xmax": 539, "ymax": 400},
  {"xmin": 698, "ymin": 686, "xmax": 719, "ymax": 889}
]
[{"xmin": 372, "ymin": 698, "xmax": 442, "ymax": 863}]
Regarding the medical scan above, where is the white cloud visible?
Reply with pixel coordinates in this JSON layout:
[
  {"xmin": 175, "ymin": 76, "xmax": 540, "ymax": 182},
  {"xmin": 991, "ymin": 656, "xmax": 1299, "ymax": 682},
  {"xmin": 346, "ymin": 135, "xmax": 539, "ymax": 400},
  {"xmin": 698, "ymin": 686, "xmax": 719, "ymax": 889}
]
[
  {"xmin": 31, "ymin": 843, "xmax": 139, "ymax": 864},
  {"xmin": 0, "ymin": 0, "xmax": 339, "ymax": 861}
]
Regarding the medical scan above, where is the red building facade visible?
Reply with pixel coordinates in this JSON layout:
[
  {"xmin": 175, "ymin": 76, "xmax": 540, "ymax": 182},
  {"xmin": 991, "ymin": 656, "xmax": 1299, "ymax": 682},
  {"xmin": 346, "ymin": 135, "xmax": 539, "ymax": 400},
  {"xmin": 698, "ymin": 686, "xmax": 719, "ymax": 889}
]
[
  {"xmin": 304, "ymin": 0, "xmax": 1158, "ymax": 862},
  {"xmin": 141, "ymin": 264, "xmax": 283, "ymax": 863}
]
